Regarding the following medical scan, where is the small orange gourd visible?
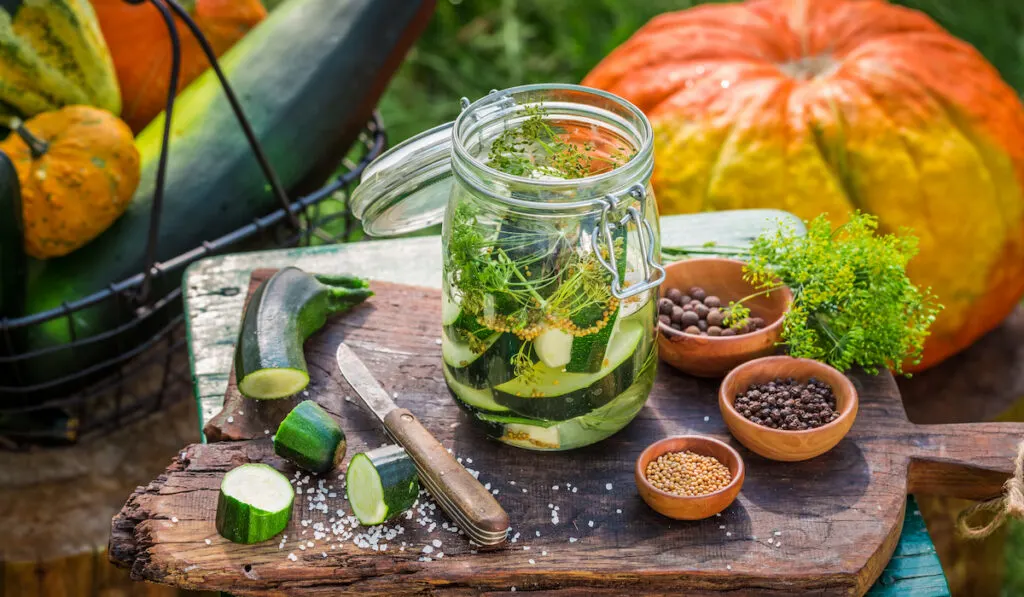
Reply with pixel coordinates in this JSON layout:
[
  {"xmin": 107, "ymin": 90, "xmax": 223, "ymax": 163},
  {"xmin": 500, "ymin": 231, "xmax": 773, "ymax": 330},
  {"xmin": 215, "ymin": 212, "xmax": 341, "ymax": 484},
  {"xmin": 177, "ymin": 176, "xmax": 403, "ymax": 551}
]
[{"xmin": 0, "ymin": 105, "xmax": 141, "ymax": 259}]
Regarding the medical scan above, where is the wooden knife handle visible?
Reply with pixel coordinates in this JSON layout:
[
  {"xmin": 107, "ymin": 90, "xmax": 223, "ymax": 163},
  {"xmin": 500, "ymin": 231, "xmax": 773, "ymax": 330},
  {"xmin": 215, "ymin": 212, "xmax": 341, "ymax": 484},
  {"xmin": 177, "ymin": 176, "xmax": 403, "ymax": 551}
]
[{"xmin": 384, "ymin": 408, "xmax": 510, "ymax": 539}]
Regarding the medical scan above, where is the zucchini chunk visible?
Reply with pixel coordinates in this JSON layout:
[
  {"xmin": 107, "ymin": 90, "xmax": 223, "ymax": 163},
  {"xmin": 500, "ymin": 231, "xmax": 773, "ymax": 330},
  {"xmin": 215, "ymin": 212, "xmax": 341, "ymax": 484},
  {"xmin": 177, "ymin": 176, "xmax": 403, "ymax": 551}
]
[
  {"xmin": 273, "ymin": 401, "xmax": 346, "ymax": 474},
  {"xmin": 216, "ymin": 463, "xmax": 294, "ymax": 544},
  {"xmin": 346, "ymin": 445, "xmax": 420, "ymax": 526}
]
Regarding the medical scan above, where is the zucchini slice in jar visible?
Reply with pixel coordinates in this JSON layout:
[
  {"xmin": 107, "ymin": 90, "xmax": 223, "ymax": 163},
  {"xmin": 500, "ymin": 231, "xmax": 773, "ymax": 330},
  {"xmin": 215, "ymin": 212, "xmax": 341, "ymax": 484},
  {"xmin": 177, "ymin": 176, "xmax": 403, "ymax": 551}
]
[
  {"xmin": 346, "ymin": 445, "xmax": 420, "ymax": 526},
  {"xmin": 479, "ymin": 374, "xmax": 652, "ymax": 450},
  {"xmin": 443, "ymin": 364, "xmax": 510, "ymax": 413},
  {"xmin": 216, "ymin": 464, "xmax": 294, "ymax": 544},
  {"xmin": 273, "ymin": 401, "xmax": 346, "ymax": 474},
  {"xmin": 493, "ymin": 319, "xmax": 645, "ymax": 421}
]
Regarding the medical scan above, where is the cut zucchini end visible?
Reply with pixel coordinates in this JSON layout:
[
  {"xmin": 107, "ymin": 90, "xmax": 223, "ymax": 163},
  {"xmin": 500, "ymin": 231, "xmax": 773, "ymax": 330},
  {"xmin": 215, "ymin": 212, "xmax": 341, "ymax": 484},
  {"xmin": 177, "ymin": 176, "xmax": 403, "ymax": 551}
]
[
  {"xmin": 347, "ymin": 453, "xmax": 388, "ymax": 525},
  {"xmin": 216, "ymin": 463, "xmax": 294, "ymax": 544},
  {"xmin": 221, "ymin": 464, "xmax": 294, "ymax": 513},
  {"xmin": 238, "ymin": 368, "xmax": 310, "ymax": 399}
]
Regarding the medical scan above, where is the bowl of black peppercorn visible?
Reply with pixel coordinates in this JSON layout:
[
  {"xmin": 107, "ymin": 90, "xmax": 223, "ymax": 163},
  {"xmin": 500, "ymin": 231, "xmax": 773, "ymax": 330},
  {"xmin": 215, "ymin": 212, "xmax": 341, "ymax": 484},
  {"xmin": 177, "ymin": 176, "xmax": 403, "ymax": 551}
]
[
  {"xmin": 658, "ymin": 257, "xmax": 792, "ymax": 377},
  {"xmin": 719, "ymin": 356, "xmax": 859, "ymax": 462}
]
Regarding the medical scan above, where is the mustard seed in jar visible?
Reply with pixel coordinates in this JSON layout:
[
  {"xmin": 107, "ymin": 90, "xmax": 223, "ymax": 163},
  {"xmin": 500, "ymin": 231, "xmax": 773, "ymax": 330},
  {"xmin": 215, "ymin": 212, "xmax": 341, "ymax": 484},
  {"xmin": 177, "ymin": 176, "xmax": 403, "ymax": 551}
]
[{"xmin": 644, "ymin": 450, "xmax": 733, "ymax": 496}]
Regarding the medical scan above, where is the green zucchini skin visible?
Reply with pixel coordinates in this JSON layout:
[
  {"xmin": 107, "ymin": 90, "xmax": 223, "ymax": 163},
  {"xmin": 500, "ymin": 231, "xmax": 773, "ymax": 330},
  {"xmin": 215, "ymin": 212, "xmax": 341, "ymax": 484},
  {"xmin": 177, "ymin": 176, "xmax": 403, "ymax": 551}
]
[
  {"xmin": 274, "ymin": 400, "xmax": 346, "ymax": 473},
  {"xmin": 347, "ymin": 444, "xmax": 420, "ymax": 526},
  {"xmin": 235, "ymin": 267, "xmax": 371, "ymax": 399},
  {"xmin": 0, "ymin": 149, "xmax": 25, "ymax": 319},
  {"xmin": 216, "ymin": 463, "xmax": 293, "ymax": 544},
  {"xmin": 19, "ymin": 0, "xmax": 435, "ymax": 383}
]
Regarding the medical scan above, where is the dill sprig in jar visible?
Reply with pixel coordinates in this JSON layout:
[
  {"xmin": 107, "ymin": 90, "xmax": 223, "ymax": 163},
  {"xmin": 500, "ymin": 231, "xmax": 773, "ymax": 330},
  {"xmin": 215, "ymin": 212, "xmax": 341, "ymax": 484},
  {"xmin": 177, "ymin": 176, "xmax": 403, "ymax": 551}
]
[{"xmin": 351, "ymin": 84, "xmax": 664, "ymax": 451}]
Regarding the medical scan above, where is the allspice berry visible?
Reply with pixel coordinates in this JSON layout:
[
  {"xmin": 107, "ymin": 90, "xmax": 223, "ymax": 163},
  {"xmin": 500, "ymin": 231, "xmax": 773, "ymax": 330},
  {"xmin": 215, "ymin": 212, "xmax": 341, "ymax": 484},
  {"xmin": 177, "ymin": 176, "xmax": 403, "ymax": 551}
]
[
  {"xmin": 695, "ymin": 303, "xmax": 711, "ymax": 319},
  {"xmin": 706, "ymin": 309, "xmax": 724, "ymax": 327},
  {"xmin": 689, "ymin": 287, "xmax": 707, "ymax": 302},
  {"xmin": 658, "ymin": 314, "xmax": 671, "ymax": 327},
  {"xmin": 671, "ymin": 306, "xmax": 685, "ymax": 324},
  {"xmin": 680, "ymin": 311, "xmax": 700, "ymax": 327},
  {"xmin": 704, "ymin": 295, "xmax": 721, "ymax": 308},
  {"xmin": 720, "ymin": 328, "xmax": 737, "ymax": 337},
  {"xmin": 658, "ymin": 298, "xmax": 674, "ymax": 315},
  {"xmin": 684, "ymin": 325, "xmax": 701, "ymax": 335},
  {"xmin": 666, "ymin": 288, "xmax": 683, "ymax": 303},
  {"xmin": 708, "ymin": 326, "xmax": 722, "ymax": 336}
]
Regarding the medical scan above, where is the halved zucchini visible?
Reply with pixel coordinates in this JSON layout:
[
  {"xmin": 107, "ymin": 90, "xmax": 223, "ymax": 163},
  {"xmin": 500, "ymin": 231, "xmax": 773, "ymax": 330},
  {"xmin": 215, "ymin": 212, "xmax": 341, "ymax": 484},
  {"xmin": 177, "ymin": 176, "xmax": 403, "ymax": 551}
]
[
  {"xmin": 236, "ymin": 268, "xmax": 372, "ymax": 399},
  {"xmin": 443, "ymin": 364, "xmax": 510, "ymax": 413},
  {"xmin": 216, "ymin": 464, "xmax": 294, "ymax": 544},
  {"xmin": 346, "ymin": 445, "xmax": 420, "ymax": 526}
]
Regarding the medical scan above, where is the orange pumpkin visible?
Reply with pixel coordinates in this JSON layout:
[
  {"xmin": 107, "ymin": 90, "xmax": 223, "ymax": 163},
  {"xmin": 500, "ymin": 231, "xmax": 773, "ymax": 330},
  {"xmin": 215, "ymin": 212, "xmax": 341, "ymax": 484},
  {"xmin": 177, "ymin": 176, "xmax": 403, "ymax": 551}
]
[
  {"xmin": 91, "ymin": 0, "xmax": 266, "ymax": 133},
  {"xmin": 0, "ymin": 105, "xmax": 141, "ymax": 259},
  {"xmin": 583, "ymin": 0, "xmax": 1024, "ymax": 371}
]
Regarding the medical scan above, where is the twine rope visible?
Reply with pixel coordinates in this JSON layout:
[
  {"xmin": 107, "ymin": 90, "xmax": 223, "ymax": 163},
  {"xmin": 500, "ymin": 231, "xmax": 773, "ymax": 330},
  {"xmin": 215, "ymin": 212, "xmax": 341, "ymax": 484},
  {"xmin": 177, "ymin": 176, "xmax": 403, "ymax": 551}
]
[{"xmin": 956, "ymin": 440, "xmax": 1024, "ymax": 539}]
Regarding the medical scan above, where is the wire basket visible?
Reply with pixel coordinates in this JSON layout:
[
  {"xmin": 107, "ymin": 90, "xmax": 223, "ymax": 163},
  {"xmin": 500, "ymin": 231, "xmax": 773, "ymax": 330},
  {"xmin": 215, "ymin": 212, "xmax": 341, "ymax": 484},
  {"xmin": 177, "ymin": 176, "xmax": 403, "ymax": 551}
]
[{"xmin": 0, "ymin": 0, "xmax": 387, "ymax": 449}]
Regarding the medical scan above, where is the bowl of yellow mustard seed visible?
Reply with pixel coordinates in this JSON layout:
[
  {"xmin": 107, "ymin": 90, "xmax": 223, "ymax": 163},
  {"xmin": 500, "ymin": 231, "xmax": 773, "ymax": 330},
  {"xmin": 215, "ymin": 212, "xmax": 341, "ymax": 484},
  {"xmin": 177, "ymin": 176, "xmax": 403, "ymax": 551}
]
[{"xmin": 635, "ymin": 435, "xmax": 745, "ymax": 520}]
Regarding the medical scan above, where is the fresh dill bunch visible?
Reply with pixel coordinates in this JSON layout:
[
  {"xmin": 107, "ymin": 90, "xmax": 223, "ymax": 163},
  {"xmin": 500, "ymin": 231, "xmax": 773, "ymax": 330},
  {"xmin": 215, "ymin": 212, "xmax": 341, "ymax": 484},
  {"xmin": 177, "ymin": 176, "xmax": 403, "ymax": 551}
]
[
  {"xmin": 487, "ymin": 105, "xmax": 623, "ymax": 179},
  {"xmin": 744, "ymin": 212, "xmax": 942, "ymax": 375}
]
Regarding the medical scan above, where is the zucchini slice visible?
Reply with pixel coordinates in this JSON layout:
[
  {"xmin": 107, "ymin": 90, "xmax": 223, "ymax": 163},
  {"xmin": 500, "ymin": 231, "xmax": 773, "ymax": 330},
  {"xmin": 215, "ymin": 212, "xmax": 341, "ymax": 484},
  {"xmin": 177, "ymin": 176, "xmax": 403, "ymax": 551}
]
[
  {"xmin": 273, "ymin": 401, "xmax": 346, "ymax": 473},
  {"xmin": 442, "ymin": 329, "xmax": 525, "ymax": 389},
  {"xmin": 216, "ymin": 464, "xmax": 294, "ymax": 544},
  {"xmin": 235, "ymin": 267, "xmax": 372, "ymax": 399},
  {"xmin": 346, "ymin": 445, "xmax": 420, "ymax": 526},
  {"xmin": 493, "ymin": 319, "xmax": 645, "ymax": 421},
  {"xmin": 479, "ymin": 370, "xmax": 653, "ymax": 450},
  {"xmin": 443, "ymin": 364, "xmax": 510, "ymax": 413}
]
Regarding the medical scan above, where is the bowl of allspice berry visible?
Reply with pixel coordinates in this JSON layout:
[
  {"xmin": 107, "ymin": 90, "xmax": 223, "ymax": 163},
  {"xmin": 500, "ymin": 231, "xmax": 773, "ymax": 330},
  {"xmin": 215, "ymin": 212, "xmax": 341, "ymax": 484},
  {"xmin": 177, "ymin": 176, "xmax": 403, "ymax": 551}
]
[{"xmin": 657, "ymin": 257, "xmax": 792, "ymax": 377}]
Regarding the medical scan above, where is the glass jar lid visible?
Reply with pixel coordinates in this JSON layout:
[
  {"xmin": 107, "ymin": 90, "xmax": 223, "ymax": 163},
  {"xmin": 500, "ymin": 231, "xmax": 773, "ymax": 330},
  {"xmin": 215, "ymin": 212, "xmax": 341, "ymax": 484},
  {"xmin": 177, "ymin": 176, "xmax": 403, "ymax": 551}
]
[{"xmin": 349, "ymin": 120, "xmax": 455, "ymax": 237}]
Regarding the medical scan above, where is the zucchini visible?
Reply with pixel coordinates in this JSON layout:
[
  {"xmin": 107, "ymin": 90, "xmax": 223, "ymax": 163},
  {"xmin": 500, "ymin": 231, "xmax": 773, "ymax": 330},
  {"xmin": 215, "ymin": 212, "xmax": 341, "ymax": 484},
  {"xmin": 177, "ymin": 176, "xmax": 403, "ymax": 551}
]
[
  {"xmin": 18, "ymin": 0, "xmax": 433, "ymax": 385},
  {"xmin": 273, "ymin": 400, "xmax": 346, "ymax": 473},
  {"xmin": 0, "ymin": 149, "xmax": 25, "ymax": 318},
  {"xmin": 565, "ymin": 225, "xmax": 627, "ymax": 373},
  {"xmin": 493, "ymin": 318, "xmax": 645, "ymax": 421},
  {"xmin": 346, "ymin": 444, "xmax": 420, "ymax": 526},
  {"xmin": 443, "ymin": 364, "xmax": 509, "ymax": 413},
  {"xmin": 534, "ymin": 327, "xmax": 573, "ymax": 369},
  {"xmin": 236, "ymin": 267, "xmax": 372, "ymax": 399},
  {"xmin": 479, "ymin": 367, "xmax": 654, "ymax": 450},
  {"xmin": 216, "ymin": 463, "xmax": 293, "ymax": 544},
  {"xmin": 442, "ymin": 328, "xmax": 525, "ymax": 389}
]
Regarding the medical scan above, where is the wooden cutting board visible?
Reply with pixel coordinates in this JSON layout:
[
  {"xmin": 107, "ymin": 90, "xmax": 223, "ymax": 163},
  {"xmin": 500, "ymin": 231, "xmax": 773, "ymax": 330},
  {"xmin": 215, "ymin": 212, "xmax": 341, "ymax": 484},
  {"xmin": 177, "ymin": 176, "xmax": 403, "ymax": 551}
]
[{"xmin": 110, "ymin": 270, "xmax": 1024, "ymax": 596}]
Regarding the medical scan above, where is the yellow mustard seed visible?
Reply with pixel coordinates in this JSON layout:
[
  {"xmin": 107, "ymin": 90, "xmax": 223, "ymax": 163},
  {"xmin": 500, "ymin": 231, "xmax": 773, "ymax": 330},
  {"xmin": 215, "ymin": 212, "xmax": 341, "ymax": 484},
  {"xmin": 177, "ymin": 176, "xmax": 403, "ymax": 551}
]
[{"xmin": 645, "ymin": 450, "xmax": 733, "ymax": 497}]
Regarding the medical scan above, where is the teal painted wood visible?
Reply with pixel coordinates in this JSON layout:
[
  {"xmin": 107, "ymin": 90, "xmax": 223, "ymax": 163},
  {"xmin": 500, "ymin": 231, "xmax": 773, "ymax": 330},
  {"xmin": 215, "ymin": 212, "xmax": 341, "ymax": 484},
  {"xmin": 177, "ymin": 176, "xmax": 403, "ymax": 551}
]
[
  {"xmin": 181, "ymin": 209, "xmax": 949, "ymax": 596},
  {"xmin": 867, "ymin": 497, "xmax": 950, "ymax": 596}
]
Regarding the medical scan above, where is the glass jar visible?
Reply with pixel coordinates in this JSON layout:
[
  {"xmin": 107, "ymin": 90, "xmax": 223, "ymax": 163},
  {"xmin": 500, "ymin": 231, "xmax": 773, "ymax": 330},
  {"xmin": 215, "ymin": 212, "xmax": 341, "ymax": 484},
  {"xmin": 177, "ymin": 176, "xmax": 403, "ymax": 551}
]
[{"xmin": 351, "ymin": 84, "xmax": 663, "ymax": 451}]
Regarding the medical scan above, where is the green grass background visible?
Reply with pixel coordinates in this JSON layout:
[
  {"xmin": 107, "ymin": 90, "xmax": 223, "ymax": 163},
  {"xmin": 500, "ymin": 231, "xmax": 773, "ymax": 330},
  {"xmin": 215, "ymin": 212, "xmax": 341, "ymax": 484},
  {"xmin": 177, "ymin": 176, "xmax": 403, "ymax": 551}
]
[{"xmin": 374, "ymin": 1, "xmax": 1024, "ymax": 595}]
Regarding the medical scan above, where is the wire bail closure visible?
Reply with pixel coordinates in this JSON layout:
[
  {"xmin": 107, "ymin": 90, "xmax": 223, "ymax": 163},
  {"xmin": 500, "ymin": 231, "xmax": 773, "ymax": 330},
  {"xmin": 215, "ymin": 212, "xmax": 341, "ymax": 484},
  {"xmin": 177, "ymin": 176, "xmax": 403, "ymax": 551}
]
[{"xmin": 592, "ymin": 184, "xmax": 666, "ymax": 300}]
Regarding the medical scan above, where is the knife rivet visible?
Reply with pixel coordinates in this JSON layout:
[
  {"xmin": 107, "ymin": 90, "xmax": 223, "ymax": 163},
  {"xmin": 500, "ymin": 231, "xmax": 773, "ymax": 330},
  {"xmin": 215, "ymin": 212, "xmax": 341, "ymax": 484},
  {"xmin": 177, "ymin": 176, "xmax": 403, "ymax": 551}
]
[{"xmin": 401, "ymin": 413, "xmax": 413, "ymax": 422}]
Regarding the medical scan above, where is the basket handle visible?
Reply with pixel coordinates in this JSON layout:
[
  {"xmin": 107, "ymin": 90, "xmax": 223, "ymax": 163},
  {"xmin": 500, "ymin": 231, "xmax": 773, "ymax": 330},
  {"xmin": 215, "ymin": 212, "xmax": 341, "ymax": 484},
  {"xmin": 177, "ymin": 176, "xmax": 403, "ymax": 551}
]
[{"xmin": 129, "ymin": 0, "xmax": 298, "ymax": 301}]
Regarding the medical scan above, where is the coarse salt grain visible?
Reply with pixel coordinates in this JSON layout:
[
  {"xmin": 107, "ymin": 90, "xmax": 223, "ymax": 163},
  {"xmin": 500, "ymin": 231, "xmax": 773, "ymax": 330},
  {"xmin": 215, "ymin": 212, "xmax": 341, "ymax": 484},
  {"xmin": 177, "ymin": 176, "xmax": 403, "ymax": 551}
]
[
  {"xmin": 288, "ymin": 553, "xmax": 298, "ymax": 561},
  {"xmin": 774, "ymin": 531, "xmax": 781, "ymax": 536},
  {"xmin": 171, "ymin": 516, "xmax": 178, "ymax": 523},
  {"xmin": 704, "ymin": 416, "xmax": 710, "ymax": 422},
  {"xmin": 205, "ymin": 538, "xmax": 212, "ymax": 545},
  {"xmin": 726, "ymin": 532, "xmax": 732, "ymax": 537},
  {"xmin": 616, "ymin": 509, "xmax": 622, "ymax": 514},
  {"xmin": 588, "ymin": 520, "xmax": 594, "ymax": 528},
  {"xmin": 227, "ymin": 416, "xmax": 234, "ymax": 423},
  {"xmin": 432, "ymin": 539, "xmax": 442, "ymax": 548},
  {"xmin": 528, "ymin": 559, "xmax": 535, "ymax": 565},
  {"xmin": 435, "ymin": 338, "xmax": 442, "ymax": 345},
  {"xmin": 264, "ymin": 429, "xmax": 270, "ymax": 435}
]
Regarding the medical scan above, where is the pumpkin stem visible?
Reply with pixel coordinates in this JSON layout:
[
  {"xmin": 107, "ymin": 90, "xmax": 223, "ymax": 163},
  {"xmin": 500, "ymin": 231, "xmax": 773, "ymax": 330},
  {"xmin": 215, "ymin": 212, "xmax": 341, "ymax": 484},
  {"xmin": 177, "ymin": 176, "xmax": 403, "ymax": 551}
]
[{"xmin": 8, "ymin": 118, "xmax": 48, "ymax": 159}]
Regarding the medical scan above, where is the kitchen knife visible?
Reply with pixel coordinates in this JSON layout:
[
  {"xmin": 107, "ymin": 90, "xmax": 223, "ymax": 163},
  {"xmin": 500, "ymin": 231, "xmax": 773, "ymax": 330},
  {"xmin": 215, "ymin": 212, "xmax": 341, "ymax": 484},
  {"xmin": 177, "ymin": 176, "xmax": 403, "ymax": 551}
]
[{"xmin": 335, "ymin": 342, "xmax": 509, "ymax": 546}]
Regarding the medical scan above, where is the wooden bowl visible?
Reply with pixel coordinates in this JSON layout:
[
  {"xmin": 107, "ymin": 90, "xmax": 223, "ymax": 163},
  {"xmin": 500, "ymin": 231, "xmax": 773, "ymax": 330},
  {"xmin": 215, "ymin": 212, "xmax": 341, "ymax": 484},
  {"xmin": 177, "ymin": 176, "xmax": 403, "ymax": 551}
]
[
  {"xmin": 635, "ymin": 435, "xmax": 745, "ymax": 520},
  {"xmin": 719, "ymin": 356, "xmax": 859, "ymax": 462},
  {"xmin": 658, "ymin": 257, "xmax": 792, "ymax": 378}
]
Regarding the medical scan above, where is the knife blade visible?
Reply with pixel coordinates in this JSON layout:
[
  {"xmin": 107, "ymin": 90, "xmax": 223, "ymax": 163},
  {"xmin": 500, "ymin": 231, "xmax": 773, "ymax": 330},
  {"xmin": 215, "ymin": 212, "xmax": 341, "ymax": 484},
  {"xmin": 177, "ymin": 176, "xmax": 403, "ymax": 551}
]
[{"xmin": 336, "ymin": 343, "xmax": 509, "ymax": 546}]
